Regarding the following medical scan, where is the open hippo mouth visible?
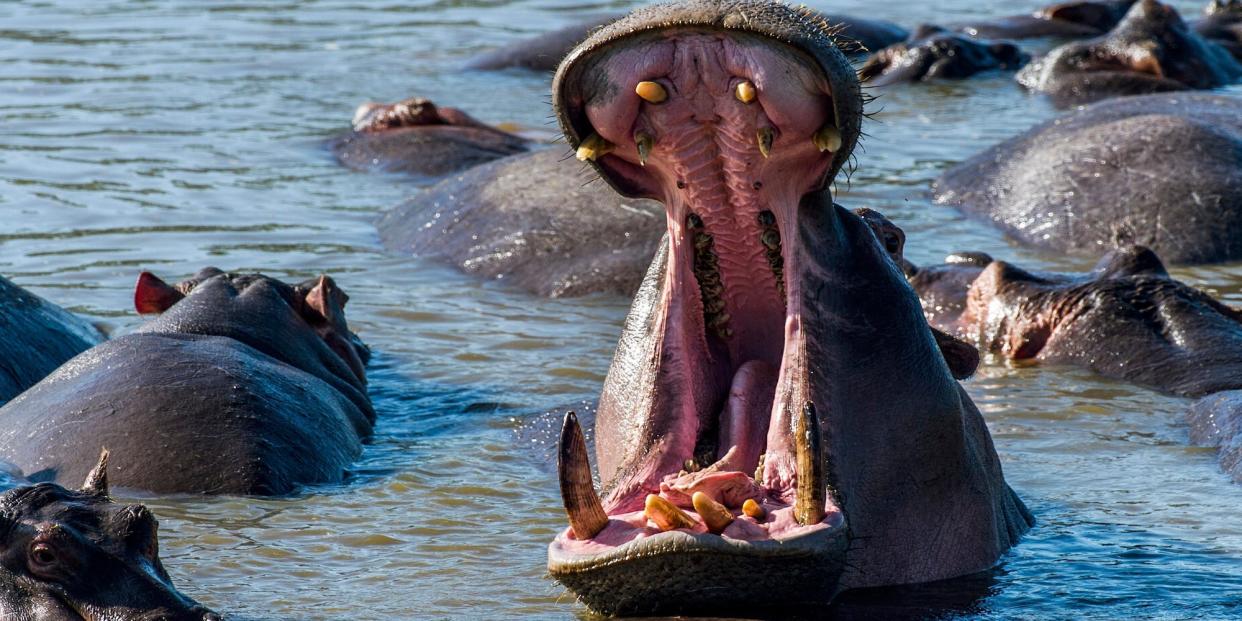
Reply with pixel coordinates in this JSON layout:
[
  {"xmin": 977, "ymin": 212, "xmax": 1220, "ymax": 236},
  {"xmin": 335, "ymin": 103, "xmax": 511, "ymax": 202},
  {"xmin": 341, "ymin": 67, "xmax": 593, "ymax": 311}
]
[{"xmin": 548, "ymin": 1, "xmax": 1027, "ymax": 616}]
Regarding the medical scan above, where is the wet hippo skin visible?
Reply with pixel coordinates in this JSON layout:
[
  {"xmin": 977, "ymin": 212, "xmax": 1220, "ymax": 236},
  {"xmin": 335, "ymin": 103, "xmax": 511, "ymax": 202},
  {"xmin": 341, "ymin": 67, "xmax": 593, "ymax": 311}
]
[
  {"xmin": 0, "ymin": 269, "xmax": 373, "ymax": 495},
  {"xmin": 859, "ymin": 25, "xmax": 1028, "ymax": 85},
  {"xmin": 934, "ymin": 92, "xmax": 1242, "ymax": 265},
  {"xmin": 0, "ymin": 275, "xmax": 104, "ymax": 406}
]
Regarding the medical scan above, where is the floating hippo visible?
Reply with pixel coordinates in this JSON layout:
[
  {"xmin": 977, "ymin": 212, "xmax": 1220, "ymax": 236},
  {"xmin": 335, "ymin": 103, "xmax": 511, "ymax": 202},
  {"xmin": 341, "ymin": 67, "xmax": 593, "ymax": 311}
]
[
  {"xmin": 952, "ymin": 0, "xmax": 1137, "ymax": 39},
  {"xmin": 0, "ymin": 268, "xmax": 373, "ymax": 495},
  {"xmin": 1194, "ymin": 0, "xmax": 1242, "ymax": 59},
  {"xmin": 0, "ymin": 275, "xmax": 103, "ymax": 407},
  {"xmin": 466, "ymin": 11, "xmax": 908, "ymax": 72},
  {"xmin": 328, "ymin": 97, "xmax": 529, "ymax": 178},
  {"xmin": 934, "ymin": 93, "xmax": 1242, "ymax": 266},
  {"xmin": 1017, "ymin": 0, "xmax": 1242, "ymax": 105},
  {"xmin": 0, "ymin": 451, "xmax": 219, "ymax": 620},
  {"xmin": 378, "ymin": 149, "xmax": 665, "ymax": 297},
  {"xmin": 859, "ymin": 26, "xmax": 1028, "ymax": 85},
  {"xmin": 545, "ymin": 1, "xmax": 1031, "ymax": 615}
]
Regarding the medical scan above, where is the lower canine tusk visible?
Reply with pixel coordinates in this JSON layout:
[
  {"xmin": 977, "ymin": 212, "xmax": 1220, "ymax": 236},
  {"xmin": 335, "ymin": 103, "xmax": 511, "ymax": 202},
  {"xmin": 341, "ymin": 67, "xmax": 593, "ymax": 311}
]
[
  {"xmin": 795, "ymin": 402, "xmax": 827, "ymax": 525},
  {"xmin": 558, "ymin": 412, "xmax": 609, "ymax": 539}
]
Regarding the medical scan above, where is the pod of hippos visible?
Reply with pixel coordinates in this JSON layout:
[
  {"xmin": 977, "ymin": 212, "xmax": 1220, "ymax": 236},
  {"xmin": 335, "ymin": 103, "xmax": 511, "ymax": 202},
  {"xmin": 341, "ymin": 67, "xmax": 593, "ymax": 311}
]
[{"xmin": 4, "ymin": 0, "xmax": 1242, "ymax": 618}]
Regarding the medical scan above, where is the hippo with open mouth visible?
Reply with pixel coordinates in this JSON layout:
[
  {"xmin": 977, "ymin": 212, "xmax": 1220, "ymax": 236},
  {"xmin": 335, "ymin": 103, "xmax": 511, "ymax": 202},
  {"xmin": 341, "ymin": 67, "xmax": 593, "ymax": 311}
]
[
  {"xmin": 544, "ymin": 1, "xmax": 1032, "ymax": 615},
  {"xmin": 0, "ymin": 268, "xmax": 373, "ymax": 495},
  {"xmin": 0, "ymin": 451, "xmax": 219, "ymax": 620}
]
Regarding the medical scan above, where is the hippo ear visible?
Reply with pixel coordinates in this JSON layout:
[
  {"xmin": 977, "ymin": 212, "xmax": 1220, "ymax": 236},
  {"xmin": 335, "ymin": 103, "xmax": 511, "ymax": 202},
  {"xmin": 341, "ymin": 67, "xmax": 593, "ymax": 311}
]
[
  {"xmin": 81, "ymin": 448, "xmax": 110, "ymax": 498},
  {"xmin": 303, "ymin": 275, "xmax": 348, "ymax": 324},
  {"xmin": 1043, "ymin": 2, "xmax": 1116, "ymax": 30},
  {"xmin": 931, "ymin": 327, "xmax": 980, "ymax": 380},
  {"xmin": 134, "ymin": 272, "xmax": 184, "ymax": 314}
]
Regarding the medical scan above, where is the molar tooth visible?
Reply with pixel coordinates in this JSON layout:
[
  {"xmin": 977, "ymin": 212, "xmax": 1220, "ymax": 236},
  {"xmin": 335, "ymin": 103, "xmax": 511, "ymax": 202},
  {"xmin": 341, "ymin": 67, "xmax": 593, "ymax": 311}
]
[
  {"xmin": 635, "ymin": 132, "xmax": 654, "ymax": 166},
  {"xmin": 575, "ymin": 133, "xmax": 614, "ymax": 162},
  {"xmin": 756, "ymin": 127, "xmax": 774, "ymax": 158},
  {"xmin": 692, "ymin": 492, "xmax": 735, "ymax": 534},
  {"xmin": 742, "ymin": 498, "xmax": 766, "ymax": 520},
  {"xmin": 795, "ymin": 402, "xmax": 827, "ymax": 526},
  {"xmin": 812, "ymin": 125, "xmax": 843, "ymax": 153},
  {"xmin": 735, "ymin": 80, "xmax": 757, "ymax": 104},
  {"xmin": 761, "ymin": 229, "xmax": 781, "ymax": 250},
  {"xmin": 558, "ymin": 412, "xmax": 609, "ymax": 539},
  {"xmin": 645, "ymin": 494, "xmax": 697, "ymax": 531},
  {"xmin": 635, "ymin": 81, "xmax": 668, "ymax": 104}
]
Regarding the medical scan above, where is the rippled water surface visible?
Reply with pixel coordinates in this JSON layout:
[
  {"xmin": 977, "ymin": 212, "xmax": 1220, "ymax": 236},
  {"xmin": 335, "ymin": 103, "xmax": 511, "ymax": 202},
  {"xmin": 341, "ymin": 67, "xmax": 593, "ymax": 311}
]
[{"xmin": 3, "ymin": 0, "xmax": 1242, "ymax": 619}]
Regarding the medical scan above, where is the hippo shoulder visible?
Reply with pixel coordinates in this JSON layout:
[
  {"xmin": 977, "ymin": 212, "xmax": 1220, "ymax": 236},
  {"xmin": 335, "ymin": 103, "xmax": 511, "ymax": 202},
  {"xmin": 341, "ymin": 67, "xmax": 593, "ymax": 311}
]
[{"xmin": 0, "ymin": 276, "xmax": 104, "ymax": 404}]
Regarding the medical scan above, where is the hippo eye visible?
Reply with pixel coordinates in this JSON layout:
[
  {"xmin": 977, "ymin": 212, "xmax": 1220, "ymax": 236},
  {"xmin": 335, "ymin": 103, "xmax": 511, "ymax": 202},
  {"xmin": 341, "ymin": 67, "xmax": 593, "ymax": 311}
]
[
  {"xmin": 29, "ymin": 543, "xmax": 55, "ymax": 567},
  {"xmin": 883, "ymin": 232, "xmax": 901, "ymax": 254}
]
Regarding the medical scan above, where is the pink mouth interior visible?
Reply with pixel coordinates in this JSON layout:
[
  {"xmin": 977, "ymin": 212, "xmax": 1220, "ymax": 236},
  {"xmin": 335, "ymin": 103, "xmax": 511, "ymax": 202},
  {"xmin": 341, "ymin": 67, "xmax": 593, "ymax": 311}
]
[{"xmin": 556, "ymin": 30, "xmax": 843, "ymax": 555}]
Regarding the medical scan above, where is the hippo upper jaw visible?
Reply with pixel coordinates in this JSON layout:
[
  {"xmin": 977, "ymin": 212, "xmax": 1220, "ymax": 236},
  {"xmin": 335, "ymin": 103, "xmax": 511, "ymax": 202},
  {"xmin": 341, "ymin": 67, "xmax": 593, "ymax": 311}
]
[{"xmin": 548, "ymin": 2, "xmax": 1028, "ymax": 615}]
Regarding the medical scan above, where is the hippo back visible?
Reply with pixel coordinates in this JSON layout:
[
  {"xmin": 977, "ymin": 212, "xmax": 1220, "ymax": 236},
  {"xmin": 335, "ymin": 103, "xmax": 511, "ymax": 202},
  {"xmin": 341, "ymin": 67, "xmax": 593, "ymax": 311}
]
[{"xmin": 0, "ymin": 275, "xmax": 103, "ymax": 405}]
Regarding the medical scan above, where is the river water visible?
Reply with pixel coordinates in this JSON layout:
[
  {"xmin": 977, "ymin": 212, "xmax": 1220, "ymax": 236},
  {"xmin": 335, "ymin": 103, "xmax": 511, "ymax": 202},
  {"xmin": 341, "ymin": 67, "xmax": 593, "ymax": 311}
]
[{"xmin": 2, "ymin": 0, "xmax": 1241, "ymax": 619}]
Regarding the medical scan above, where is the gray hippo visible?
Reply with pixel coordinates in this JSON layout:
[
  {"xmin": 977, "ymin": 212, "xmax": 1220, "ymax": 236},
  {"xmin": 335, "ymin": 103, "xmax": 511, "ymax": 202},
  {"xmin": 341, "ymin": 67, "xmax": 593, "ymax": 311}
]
[
  {"xmin": 328, "ymin": 97, "xmax": 529, "ymax": 178},
  {"xmin": 0, "ymin": 275, "xmax": 103, "ymax": 406},
  {"xmin": 378, "ymin": 149, "xmax": 665, "ymax": 298},
  {"xmin": 934, "ymin": 93, "xmax": 1242, "ymax": 265},
  {"xmin": 952, "ymin": 0, "xmax": 1137, "ymax": 39},
  {"xmin": 1017, "ymin": 0, "xmax": 1242, "ymax": 105},
  {"xmin": 0, "ymin": 451, "xmax": 219, "ymax": 620},
  {"xmin": 1194, "ymin": 0, "xmax": 1242, "ymax": 59},
  {"xmin": 859, "ymin": 26, "xmax": 1028, "ymax": 85},
  {"xmin": 466, "ymin": 11, "xmax": 908, "ymax": 72},
  {"xmin": 0, "ymin": 268, "xmax": 373, "ymax": 495},
  {"xmin": 545, "ymin": 1, "xmax": 1031, "ymax": 615}
]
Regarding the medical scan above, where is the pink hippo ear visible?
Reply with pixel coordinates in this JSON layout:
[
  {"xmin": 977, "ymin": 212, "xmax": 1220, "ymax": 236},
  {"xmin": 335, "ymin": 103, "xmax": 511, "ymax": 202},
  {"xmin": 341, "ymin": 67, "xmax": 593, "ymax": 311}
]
[
  {"xmin": 134, "ymin": 271, "xmax": 185, "ymax": 314},
  {"xmin": 303, "ymin": 275, "xmax": 348, "ymax": 325}
]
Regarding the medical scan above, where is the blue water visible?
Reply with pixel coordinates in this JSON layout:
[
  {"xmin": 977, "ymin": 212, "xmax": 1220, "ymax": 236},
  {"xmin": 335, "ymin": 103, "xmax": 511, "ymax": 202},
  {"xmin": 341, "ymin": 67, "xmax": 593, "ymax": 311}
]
[{"xmin": 2, "ymin": 0, "xmax": 1241, "ymax": 619}]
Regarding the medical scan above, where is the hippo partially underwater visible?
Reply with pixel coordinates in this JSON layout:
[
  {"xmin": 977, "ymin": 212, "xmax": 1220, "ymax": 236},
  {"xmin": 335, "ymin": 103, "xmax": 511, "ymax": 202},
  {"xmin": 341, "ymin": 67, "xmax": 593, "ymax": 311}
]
[
  {"xmin": 871, "ymin": 207, "xmax": 1242, "ymax": 483},
  {"xmin": 542, "ymin": 1, "xmax": 1031, "ymax": 615},
  {"xmin": 1018, "ymin": 0, "xmax": 1242, "ymax": 104},
  {"xmin": 859, "ymin": 26, "xmax": 1028, "ymax": 85},
  {"xmin": 0, "ymin": 275, "xmax": 103, "ymax": 407},
  {"xmin": 0, "ymin": 452, "xmax": 219, "ymax": 620},
  {"xmin": 0, "ymin": 269, "xmax": 373, "ymax": 495},
  {"xmin": 935, "ymin": 92, "xmax": 1242, "ymax": 266}
]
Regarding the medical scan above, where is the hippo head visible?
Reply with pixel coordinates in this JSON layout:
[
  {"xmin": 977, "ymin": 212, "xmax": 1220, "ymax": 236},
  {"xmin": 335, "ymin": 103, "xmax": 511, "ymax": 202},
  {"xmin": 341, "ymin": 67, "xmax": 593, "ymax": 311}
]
[
  {"xmin": 1018, "ymin": 0, "xmax": 1242, "ymax": 100},
  {"xmin": 1206, "ymin": 0, "xmax": 1242, "ymax": 17},
  {"xmin": 1037, "ymin": 0, "xmax": 1139, "ymax": 33},
  {"xmin": 548, "ymin": 1, "xmax": 1029, "ymax": 615},
  {"xmin": 134, "ymin": 268, "xmax": 370, "ymax": 393},
  {"xmin": 859, "ymin": 27, "xmax": 1028, "ymax": 85},
  {"xmin": 0, "ymin": 451, "xmax": 218, "ymax": 621},
  {"xmin": 350, "ymin": 97, "xmax": 480, "ymax": 134}
]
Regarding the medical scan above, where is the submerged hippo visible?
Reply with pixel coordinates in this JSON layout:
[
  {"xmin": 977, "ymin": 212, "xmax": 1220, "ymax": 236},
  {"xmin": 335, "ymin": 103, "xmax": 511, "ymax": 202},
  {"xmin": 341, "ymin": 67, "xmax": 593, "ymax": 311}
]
[
  {"xmin": 0, "ymin": 451, "xmax": 219, "ymax": 620},
  {"xmin": 1017, "ymin": 0, "xmax": 1242, "ymax": 104},
  {"xmin": 378, "ymin": 149, "xmax": 664, "ymax": 298},
  {"xmin": 0, "ymin": 275, "xmax": 103, "ymax": 406},
  {"xmin": 0, "ymin": 268, "xmax": 373, "ymax": 495},
  {"xmin": 859, "ymin": 26, "xmax": 1028, "ymax": 85},
  {"xmin": 1195, "ymin": 0, "xmax": 1242, "ymax": 59},
  {"xmin": 953, "ymin": 0, "xmax": 1137, "ymax": 39},
  {"xmin": 328, "ymin": 97, "xmax": 529, "ymax": 178},
  {"xmin": 466, "ymin": 11, "xmax": 908, "ymax": 72},
  {"xmin": 935, "ymin": 92, "xmax": 1242, "ymax": 266},
  {"xmin": 545, "ymin": 1, "xmax": 1031, "ymax": 615}
]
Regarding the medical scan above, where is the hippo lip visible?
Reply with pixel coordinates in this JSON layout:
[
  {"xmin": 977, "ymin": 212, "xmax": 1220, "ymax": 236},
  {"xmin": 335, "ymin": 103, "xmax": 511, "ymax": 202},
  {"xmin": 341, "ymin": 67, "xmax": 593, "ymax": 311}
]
[{"xmin": 548, "ymin": 3, "xmax": 862, "ymax": 612}]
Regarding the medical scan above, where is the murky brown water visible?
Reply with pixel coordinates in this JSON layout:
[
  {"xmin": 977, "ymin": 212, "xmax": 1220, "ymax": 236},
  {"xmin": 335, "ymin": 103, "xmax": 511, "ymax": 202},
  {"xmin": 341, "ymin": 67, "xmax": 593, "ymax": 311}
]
[{"xmin": 3, "ymin": 0, "xmax": 1242, "ymax": 619}]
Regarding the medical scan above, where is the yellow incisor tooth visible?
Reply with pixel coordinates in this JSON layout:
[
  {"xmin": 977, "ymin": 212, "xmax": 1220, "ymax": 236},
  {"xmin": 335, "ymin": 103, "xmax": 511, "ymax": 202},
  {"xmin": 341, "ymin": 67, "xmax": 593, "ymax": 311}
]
[
  {"xmin": 635, "ymin": 81, "xmax": 668, "ymax": 104},
  {"xmin": 644, "ymin": 494, "xmax": 697, "ymax": 531},
  {"xmin": 756, "ymin": 127, "xmax": 774, "ymax": 158},
  {"xmin": 735, "ymin": 80, "xmax": 757, "ymax": 104},
  {"xmin": 742, "ymin": 498, "xmax": 766, "ymax": 520},
  {"xmin": 635, "ymin": 132, "xmax": 654, "ymax": 167},
  {"xmin": 692, "ymin": 492, "xmax": 734, "ymax": 534},
  {"xmin": 575, "ymin": 133, "xmax": 614, "ymax": 162},
  {"xmin": 812, "ymin": 125, "xmax": 842, "ymax": 153}
]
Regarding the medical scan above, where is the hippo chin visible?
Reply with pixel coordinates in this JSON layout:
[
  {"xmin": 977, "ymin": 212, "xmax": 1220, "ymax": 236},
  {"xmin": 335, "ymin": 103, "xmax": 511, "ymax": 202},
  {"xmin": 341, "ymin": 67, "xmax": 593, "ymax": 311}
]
[
  {"xmin": 1017, "ymin": 0, "xmax": 1242, "ymax": 105},
  {"xmin": 0, "ymin": 268, "xmax": 373, "ymax": 495},
  {"xmin": 859, "ymin": 26, "xmax": 1028, "ymax": 85},
  {"xmin": 934, "ymin": 92, "xmax": 1242, "ymax": 265},
  {"xmin": 0, "ymin": 451, "xmax": 218, "ymax": 621},
  {"xmin": 545, "ymin": 1, "xmax": 1031, "ymax": 615},
  {"xmin": 328, "ymin": 97, "xmax": 528, "ymax": 178},
  {"xmin": 0, "ymin": 275, "xmax": 103, "ymax": 407}
]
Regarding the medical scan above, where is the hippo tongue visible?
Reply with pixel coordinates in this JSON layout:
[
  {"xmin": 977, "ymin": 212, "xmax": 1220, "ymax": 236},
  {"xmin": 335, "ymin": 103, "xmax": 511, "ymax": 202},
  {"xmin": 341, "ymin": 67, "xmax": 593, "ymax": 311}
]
[{"xmin": 716, "ymin": 360, "xmax": 777, "ymax": 475}]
